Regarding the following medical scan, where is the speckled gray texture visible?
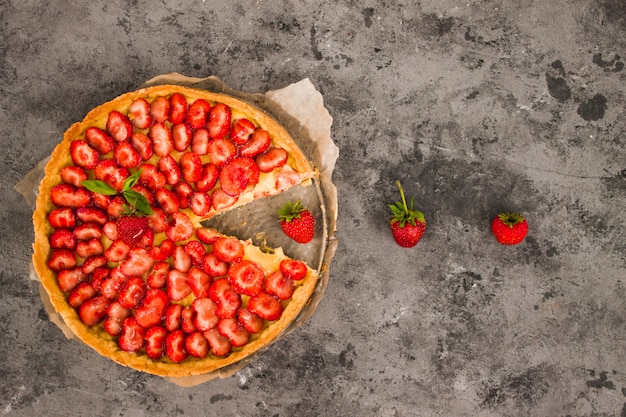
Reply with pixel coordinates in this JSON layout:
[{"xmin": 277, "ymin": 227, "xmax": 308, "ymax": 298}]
[{"xmin": 2, "ymin": 1, "xmax": 626, "ymax": 416}]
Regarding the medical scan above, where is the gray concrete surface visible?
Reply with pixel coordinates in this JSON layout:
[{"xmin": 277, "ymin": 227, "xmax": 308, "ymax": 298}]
[{"xmin": 2, "ymin": 1, "xmax": 626, "ymax": 416}]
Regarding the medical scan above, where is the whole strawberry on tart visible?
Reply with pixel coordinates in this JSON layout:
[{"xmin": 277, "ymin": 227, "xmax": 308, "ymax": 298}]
[{"xmin": 32, "ymin": 84, "xmax": 321, "ymax": 378}]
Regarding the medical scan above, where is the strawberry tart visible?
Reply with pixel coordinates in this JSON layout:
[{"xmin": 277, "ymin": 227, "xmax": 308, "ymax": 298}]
[{"xmin": 32, "ymin": 84, "xmax": 320, "ymax": 377}]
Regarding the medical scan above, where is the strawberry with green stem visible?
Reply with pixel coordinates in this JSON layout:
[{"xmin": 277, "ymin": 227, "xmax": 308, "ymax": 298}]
[
  {"xmin": 389, "ymin": 180, "xmax": 426, "ymax": 248},
  {"xmin": 491, "ymin": 212, "xmax": 528, "ymax": 245},
  {"xmin": 278, "ymin": 200, "xmax": 315, "ymax": 244}
]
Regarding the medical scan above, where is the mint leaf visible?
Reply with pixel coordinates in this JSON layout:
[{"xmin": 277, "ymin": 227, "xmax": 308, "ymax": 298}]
[
  {"xmin": 122, "ymin": 190, "xmax": 154, "ymax": 216},
  {"xmin": 81, "ymin": 180, "xmax": 117, "ymax": 195},
  {"xmin": 123, "ymin": 169, "xmax": 143, "ymax": 192}
]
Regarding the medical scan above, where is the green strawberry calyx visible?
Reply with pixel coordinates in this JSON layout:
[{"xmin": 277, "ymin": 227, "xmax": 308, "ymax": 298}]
[
  {"xmin": 278, "ymin": 200, "xmax": 306, "ymax": 223},
  {"xmin": 497, "ymin": 212, "xmax": 525, "ymax": 228},
  {"xmin": 389, "ymin": 180, "xmax": 424, "ymax": 228},
  {"xmin": 81, "ymin": 169, "xmax": 154, "ymax": 216}
]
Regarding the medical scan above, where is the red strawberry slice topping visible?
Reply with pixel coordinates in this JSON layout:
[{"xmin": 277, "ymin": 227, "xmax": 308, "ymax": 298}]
[
  {"xmin": 237, "ymin": 308, "xmax": 264, "ymax": 334},
  {"xmin": 265, "ymin": 270, "xmax": 295, "ymax": 299},
  {"xmin": 181, "ymin": 306, "xmax": 197, "ymax": 333},
  {"xmin": 192, "ymin": 298, "xmax": 219, "ymax": 331},
  {"xmin": 57, "ymin": 268, "xmax": 87, "ymax": 292},
  {"xmin": 49, "ymin": 229, "xmax": 76, "ymax": 250},
  {"xmin": 166, "ymin": 212, "xmax": 193, "ymax": 242},
  {"xmin": 196, "ymin": 227, "xmax": 220, "ymax": 244},
  {"xmin": 239, "ymin": 128, "xmax": 271, "ymax": 158},
  {"xmin": 219, "ymin": 156, "xmax": 260, "ymax": 196},
  {"xmin": 105, "ymin": 239, "xmax": 131, "ymax": 262},
  {"xmin": 90, "ymin": 267, "xmax": 110, "ymax": 292},
  {"xmin": 50, "ymin": 184, "xmax": 91, "ymax": 208},
  {"xmin": 73, "ymin": 222, "xmax": 103, "ymax": 240},
  {"xmin": 85, "ymin": 127, "xmax": 115, "ymax": 154},
  {"xmin": 48, "ymin": 249, "xmax": 76, "ymax": 271},
  {"xmin": 76, "ymin": 238, "xmax": 104, "ymax": 258},
  {"xmin": 94, "ymin": 159, "xmax": 129, "ymax": 192},
  {"xmin": 146, "ymin": 261, "xmax": 170, "ymax": 289},
  {"xmin": 114, "ymin": 141, "xmax": 141, "ymax": 168},
  {"xmin": 212, "ymin": 237, "xmax": 244, "ymax": 263},
  {"xmin": 92, "ymin": 193, "xmax": 112, "ymax": 210},
  {"xmin": 172, "ymin": 122, "xmax": 193, "ymax": 152},
  {"xmin": 48, "ymin": 207, "xmax": 76, "ymax": 229},
  {"xmin": 100, "ymin": 268, "xmax": 128, "ymax": 299},
  {"xmin": 207, "ymin": 138, "xmax": 237, "ymax": 167},
  {"xmin": 120, "ymin": 248, "xmax": 154, "ymax": 277},
  {"xmin": 135, "ymin": 288, "xmax": 169, "ymax": 328},
  {"xmin": 165, "ymin": 303, "xmax": 183, "ymax": 331},
  {"xmin": 117, "ymin": 276, "xmax": 147, "ymax": 309},
  {"xmin": 209, "ymin": 278, "xmax": 241, "ymax": 319},
  {"xmin": 60, "ymin": 165, "xmax": 88, "ymax": 188},
  {"xmin": 256, "ymin": 147, "xmax": 288, "ymax": 173},
  {"xmin": 103, "ymin": 301, "xmax": 131, "ymax": 336},
  {"xmin": 217, "ymin": 317, "xmax": 250, "ymax": 347},
  {"xmin": 107, "ymin": 196, "xmax": 127, "ymax": 218},
  {"xmin": 185, "ymin": 332, "xmax": 209, "ymax": 358},
  {"xmin": 167, "ymin": 270, "xmax": 192, "ymax": 301},
  {"xmin": 144, "ymin": 325, "xmax": 168, "ymax": 359},
  {"xmin": 106, "ymin": 110, "xmax": 133, "ymax": 142},
  {"xmin": 70, "ymin": 140, "xmax": 100, "ymax": 170},
  {"xmin": 229, "ymin": 118, "xmax": 256, "ymax": 145},
  {"xmin": 76, "ymin": 207, "xmax": 108, "ymax": 225},
  {"xmin": 130, "ymin": 132, "xmax": 154, "ymax": 161},
  {"xmin": 169, "ymin": 93, "xmax": 188, "ymax": 124},
  {"xmin": 188, "ymin": 267, "xmax": 211, "ymax": 299},
  {"xmin": 128, "ymin": 98, "xmax": 153, "ymax": 129},
  {"xmin": 78, "ymin": 295, "xmax": 110, "ymax": 326},
  {"xmin": 172, "ymin": 245, "xmax": 192, "ymax": 272},
  {"xmin": 279, "ymin": 259, "xmax": 308, "ymax": 280},
  {"xmin": 191, "ymin": 128, "xmax": 210, "ymax": 155},
  {"xmin": 227, "ymin": 260, "xmax": 264, "ymax": 297},
  {"xmin": 116, "ymin": 216, "xmax": 149, "ymax": 247},
  {"xmin": 150, "ymin": 96, "xmax": 170, "ymax": 123},
  {"xmin": 201, "ymin": 253, "xmax": 229, "ymax": 278},
  {"xmin": 208, "ymin": 102, "xmax": 232, "ymax": 139},
  {"xmin": 180, "ymin": 151, "xmax": 203, "ymax": 182},
  {"xmin": 158, "ymin": 155, "xmax": 181, "ymax": 186},
  {"xmin": 186, "ymin": 99, "xmax": 211, "ymax": 129},
  {"xmin": 149, "ymin": 122, "xmax": 174, "ymax": 157},
  {"xmin": 81, "ymin": 255, "xmax": 107, "ymax": 275},
  {"xmin": 149, "ymin": 239, "xmax": 175, "ymax": 261},
  {"xmin": 248, "ymin": 291, "xmax": 283, "ymax": 321},
  {"xmin": 184, "ymin": 241, "xmax": 206, "ymax": 261},
  {"xmin": 146, "ymin": 207, "xmax": 168, "ymax": 233},
  {"xmin": 139, "ymin": 163, "xmax": 167, "ymax": 191},
  {"xmin": 211, "ymin": 188, "xmax": 239, "ymax": 210},
  {"xmin": 118, "ymin": 317, "xmax": 146, "ymax": 352},
  {"xmin": 174, "ymin": 182, "xmax": 193, "ymax": 209},
  {"xmin": 195, "ymin": 163, "xmax": 220, "ymax": 192},
  {"xmin": 203, "ymin": 327, "xmax": 232, "ymax": 356},
  {"xmin": 190, "ymin": 192, "xmax": 212, "ymax": 216},
  {"xmin": 165, "ymin": 329, "xmax": 188, "ymax": 363},
  {"xmin": 155, "ymin": 188, "xmax": 180, "ymax": 215}
]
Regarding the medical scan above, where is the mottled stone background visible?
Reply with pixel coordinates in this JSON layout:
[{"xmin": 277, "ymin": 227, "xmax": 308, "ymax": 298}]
[{"xmin": 2, "ymin": 1, "xmax": 625, "ymax": 416}]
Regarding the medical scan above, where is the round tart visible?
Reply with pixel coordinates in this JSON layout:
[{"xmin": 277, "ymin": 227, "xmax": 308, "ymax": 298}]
[{"xmin": 32, "ymin": 85, "xmax": 320, "ymax": 377}]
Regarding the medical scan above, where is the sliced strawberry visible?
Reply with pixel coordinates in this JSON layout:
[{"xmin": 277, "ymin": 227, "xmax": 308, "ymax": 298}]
[
  {"xmin": 139, "ymin": 163, "xmax": 167, "ymax": 191},
  {"xmin": 237, "ymin": 308, "xmax": 264, "ymax": 334},
  {"xmin": 265, "ymin": 270, "xmax": 295, "ymax": 299},
  {"xmin": 48, "ymin": 207, "xmax": 76, "ymax": 229},
  {"xmin": 239, "ymin": 128, "xmax": 271, "ymax": 158},
  {"xmin": 130, "ymin": 184, "xmax": 155, "ymax": 206},
  {"xmin": 181, "ymin": 306, "xmax": 197, "ymax": 333},
  {"xmin": 196, "ymin": 227, "xmax": 220, "ymax": 244},
  {"xmin": 208, "ymin": 278, "xmax": 241, "ymax": 319},
  {"xmin": 280, "ymin": 259, "xmax": 308, "ymax": 281},
  {"xmin": 203, "ymin": 327, "xmax": 231, "ymax": 356},
  {"xmin": 76, "ymin": 238, "xmax": 104, "ymax": 258},
  {"xmin": 149, "ymin": 239, "xmax": 175, "ymax": 261},
  {"xmin": 60, "ymin": 165, "xmax": 88, "ymax": 188},
  {"xmin": 78, "ymin": 295, "xmax": 110, "ymax": 326},
  {"xmin": 195, "ymin": 163, "xmax": 220, "ymax": 192},
  {"xmin": 167, "ymin": 270, "xmax": 192, "ymax": 301},
  {"xmin": 130, "ymin": 132, "xmax": 153, "ymax": 161},
  {"xmin": 212, "ymin": 237, "xmax": 244, "ymax": 263},
  {"xmin": 207, "ymin": 138, "xmax": 236, "ymax": 167},
  {"xmin": 174, "ymin": 182, "xmax": 193, "ymax": 209},
  {"xmin": 85, "ymin": 127, "xmax": 115, "ymax": 154},
  {"xmin": 135, "ymin": 288, "xmax": 170, "ymax": 328},
  {"xmin": 120, "ymin": 248, "xmax": 154, "ymax": 277},
  {"xmin": 185, "ymin": 331, "xmax": 209, "ymax": 358},
  {"xmin": 179, "ymin": 151, "xmax": 202, "ymax": 182},
  {"xmin": 172, "ymin": 122, "xmax": 193, "ymax": 152},
  {"xmin": 107, "ymin": 110, "xmax": 133, "ymax": 142},
  {"xmin": 146, "ymin": 207, "xmax": 168, "ymax": 233},
  {"xmin": 201, "ymin": 253, "xmax": 229, "ymax": 278},
  {"xmin": 172, "ymin": 245, "xmax": 192, "ymax": 272},
  {"xmin": 146, "ymin": 261, "xmax": 170, "ymax": 289},
  {"xmin": 94, "ymin": 160, "xmax": 129, "ymax": 192},
  {"xmin": 166, "ymin": 212, "xmax": 193, "ymax": 242},
  {"xmin": 105, "ymin": 239, "xmax": 130, "ymax": 262},
  {"xmin": 76, "ymin": 207, "xmax": 108, "ymax": 225},
  {"xmin": 47, "ymin": 249, "xmax": 76, "ymax": 271},
  {"xmin": 50, "ymin": 184, "xmax": 91, "ymax": 208},
  {"xmin": 190, "ymin": 192, "xmax": 212, "ymax": 216},
  {"xmin": 144, "ymin": 325, "xmax": 168, "ymax": 359},
  {"xmin": 114, "ymin": 141, "xmax": 141, "ymax": 168},
  {"xmin": 212, "ymin": 188, "xmax": 239, "ymax": 210},
  {"xmin": 165, "ymin": 303, "xmax": 183, "ymax": 331},
  {"xmin": 192, "ymin": 298, "xmax": 219, "ymax": 331},
  {"xmin": 186, "ymin": 99, "xmax": 211, "ymax": 129},
  {"xmin": 166, "ymin": 329, "xmax": 188, "ymax": 363},
  {"xmin": 117, "ymin": 276, "xmax": 147, "ymax": 309},
  {"xmin": 89, "ymin": 267, "xmax": 110, "ymax": 292},
  {"xmin": 91, "ymin": 192, "xmax": 112, "ymax": 210},
  {"xmin": 57, "ymin": 267, "xmax": 87, "ymax": 292},
  {"xmin": 81, "ymin": 255, "xmax": 107, "ymax": 275},
  {"xmin": 106, "ymin": 196, "xmax": 127, "ymax": 218},
  {"xmin": 184, "ymin": 241, "xmax": 206, "ymax": 261},
  {"xmin": 229, "ymin": 118, "xmax": 256, "ymax": 145},
  {"xmin": 100, "ymin": 268, "xmax": 128, "ymax": 299},
  {"xmin": 103, "ymin": 316, "xmax": 123, "ymax": 336},
  {"xmin": 227, "ymin": 260, "xmax": 264, "ymax": 297},
  {"xmin": 49, "ymin": 229, "xmax": 76, "ymax": 250},
  {"xmin": 275, "ymin": 170, "xmax": 302, "ymax": 192},
  {"xmin": 150, "ymin": 96, "xmax": 170, "ymax": 123},
  {"xmin": 149, "ymin": 122, "xmax": 174, "ymax": 157},
  {"xmin": 188, "ymin": 267, "xmax": 211, "ymax": 299},
  {"xmin": 217, "ymin": 317, "xmax": 249, "ymax": 347},
  {"xmin": 103, "ymin": 301, "xmax": 131, "ymax": 336},
  {"xmin": 70, "ymin": 140, "xmax": 99, "ymax": 170},
  {"xmin": 208, "ymin": 102, "xmax": 232, "ymax": 139},
  {"xmin": 169, "ymin": 93, "xmax": 188, "ymax": 124},
  {"xmin": 119, "ymin": 317, "xmax": 146, "ymax": 352},
  {"xmin": 191, "ymin": 128, "xmax": 210, "ymax": 155},
  {"xmin": 140, "ymin": 226, "xmax": 155, "ymax": 247},
  {"xmin": 158, "ymin": 155, "xmax": 181, "ymax": 186},
  {"xmin": 128, "ymin": 97, "xmax": 153, "ymax": 129},
  {"xmin": 155, "ymin": 188, "xmax": 180, "ymax": 215},
  {"xmin": 73, "ymin": 222, "xmax": 103, "ymax": 240},
  {"xmin": 256, "ymin": 147, "xmax": 288, "ymax": 173},
  {"xmin": 219, "ymin": 156, "xmax": 260, "ymax": 196},
  {"xmin": 248, "ymin": 291, "xmax": 283, "ymax": 321}
]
